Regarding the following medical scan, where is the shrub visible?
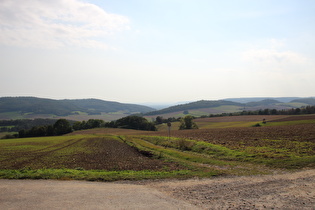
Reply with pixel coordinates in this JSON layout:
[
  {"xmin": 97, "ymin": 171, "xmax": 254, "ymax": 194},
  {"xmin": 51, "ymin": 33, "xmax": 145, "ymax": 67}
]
[{"xmin": 177, "ymin": 139, "xmax": 195, "ymax": 151}]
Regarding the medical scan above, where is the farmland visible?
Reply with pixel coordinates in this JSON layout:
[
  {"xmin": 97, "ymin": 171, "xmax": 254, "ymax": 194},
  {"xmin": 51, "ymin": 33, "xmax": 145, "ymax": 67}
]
[{"xmin": 0, "ymin": 114, "xmax": 314, "ymax": 181}]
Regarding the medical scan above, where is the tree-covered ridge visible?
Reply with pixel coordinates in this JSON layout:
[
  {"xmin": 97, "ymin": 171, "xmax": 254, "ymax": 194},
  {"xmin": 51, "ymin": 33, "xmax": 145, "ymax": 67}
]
[
  {"xmin": 144, "ymin": 98, "xmax": 315, "ymax": 116},
  {"xmin": 0, "ymin": 97, "xmax": 80, "ymax": 116},
  {"xmin": 145, "ymin": 100, "xmax": 243, "ymax": 115},
  {"xmin": 245, "ymin": 99, "xmax": 281, "ymax": 107},
  {"xmin": 292, "ymin": 98, "xmax": 315, "ymax": 105},
  {"xmin": 0, "ymin": 97, "xmax": 155, "ymax": 116},
  {"xmin": 69, "ymin": 99, "xmax": 155, "ymax": 113}
]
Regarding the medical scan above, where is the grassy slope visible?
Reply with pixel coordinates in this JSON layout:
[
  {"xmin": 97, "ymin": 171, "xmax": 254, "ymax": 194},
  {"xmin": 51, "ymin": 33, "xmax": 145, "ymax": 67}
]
[{"xmin": 145, "ymin": 105, "xmax": 243, "ymax": 119}]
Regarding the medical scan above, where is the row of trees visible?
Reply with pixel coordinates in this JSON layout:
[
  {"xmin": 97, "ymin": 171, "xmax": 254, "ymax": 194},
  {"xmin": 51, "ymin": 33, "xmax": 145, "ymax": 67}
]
[
  {"xmin": 154, "ymin": 115, "xmax": 198, "ymax": 130},
  {"xmin": 0, "ymin": 119, "xmax": 59, "ymax": 132},
  {"xmin": 107, "ymin": 116, "xmax": 157, "ymax": 131},
  {"xmin": 155, "ymin": 116, "xmax": 181, "ymax": 125},
  {"xmin": 72, "ymin": 119, "xmax": 105, "ymax": 131},
  {"xmin": 71, "ymin": 116, "xmax": 157, "ymax": 131},
  {"xmin": 18, "ymin": 119, "xmax": 72, "ymax": 138},
  {"xmin": 238, "ymin": 106, "xmax": 315, "ymax": 116},
  {"xmin": 4, "ymin": 116, "xmax": 157, "ymax": 139},
  {"xmin": 205, "ymin": 105, "xmax": 315, "ymax": 118}
]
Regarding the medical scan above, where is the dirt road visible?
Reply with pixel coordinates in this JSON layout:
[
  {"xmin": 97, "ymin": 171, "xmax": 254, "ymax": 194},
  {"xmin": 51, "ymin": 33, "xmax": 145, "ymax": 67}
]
[
  {"xmin": 0, "ymin": 179, "xmax": 196, "ymax": 210},
  {"xmin": 0, "ymin": 169, "xmax": 314, "ymax": 210},
  {"xmin": 150, "ymin": 169, "xmax": 315, "ymax": 209}
]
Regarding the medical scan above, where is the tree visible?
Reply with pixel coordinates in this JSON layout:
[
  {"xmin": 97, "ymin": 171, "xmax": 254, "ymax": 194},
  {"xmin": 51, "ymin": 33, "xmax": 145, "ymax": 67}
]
[
  {"xmin": 46, "ymin": 125, "xmax": 55, "ymax": 136},
  {"xmin": 179, "ymin": 115, "xmax": 198, "ymax": 130},
  {"xmin": 155, "ymin": 116, "xmax": 163, "ymax": 124},
  {"xmin": 18, "ymin": 129, "xmax": 26, "ymax": 138},
  {"xmin": 72, "ymin": 121, "xmax": 83, "ymax": 130},
  {"xmin": 86, "ymin": 119, "xmax": 104, "ymax": 129},
  {"xmin": 53, "ymin": 119, "xmax": 72, "ymax": 135},
  {"xmin": 115, "ymin": 116, "xmax": 157, "ymax": 131}
]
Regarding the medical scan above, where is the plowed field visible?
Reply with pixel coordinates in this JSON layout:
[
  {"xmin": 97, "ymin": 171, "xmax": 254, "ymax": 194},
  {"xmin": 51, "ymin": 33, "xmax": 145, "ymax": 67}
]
[
  {"xmin": 194, "ymin": 115, "xmax": 288, "ymax": 123},
  {"xmin": 269, "ymin": 114, "xmax": 315, "ymax": 122},
  {"xmin": 155, "ymin": 124, "xmax": 315, "ymax": 150},
  {"xmin": 0, "ymin": 136, "xmax": 183, "ymax": 171},
  {"xmin": 72, "ymin": 138, "xmax": 182, "ymax": 170}
]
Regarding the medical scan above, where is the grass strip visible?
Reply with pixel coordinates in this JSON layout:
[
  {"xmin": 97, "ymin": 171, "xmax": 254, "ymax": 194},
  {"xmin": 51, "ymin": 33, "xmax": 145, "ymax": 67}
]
[
  {"xmin": 121, "ymin": 136, "xmax": 233, "ymax": 175},
  {"xmin": 134, "ymin": 136, "xmax": 315, "ymax": 169},
  {"xmin": 0, "ymin": 169, "xmax": 197, "ymax": 181}
]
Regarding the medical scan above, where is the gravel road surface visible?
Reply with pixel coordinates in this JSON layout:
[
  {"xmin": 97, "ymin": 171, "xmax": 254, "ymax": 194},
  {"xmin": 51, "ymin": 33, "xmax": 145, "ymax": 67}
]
[{"xmin": 0, "ymin": 169, "xmax": 314, "ymax": 210}]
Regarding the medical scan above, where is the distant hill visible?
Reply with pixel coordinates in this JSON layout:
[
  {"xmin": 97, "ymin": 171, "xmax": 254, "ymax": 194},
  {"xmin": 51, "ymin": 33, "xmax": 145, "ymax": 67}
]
[
  {"xmin": 224, "ymin": 97, "xmax": 301, "ymax": 103},
  {"xmin": 291, "ymin": 98, "xmax": 315, "ymax": 105},
  {"xmin": 0, "ymin": 97, "xmax": 155, "ymax": 120},
  {"xmin": 2, "ymin": 96, "xmax": 314, "ymax": 121},
  {"xmin": 67, "ymin": 99, "xmax": 155, "ymax": 114},
  {"xmin": 143, "ymin": 97, "xmax": 315, "ymax": 118},
  {"xmin": 246, "ymin": 99, "xmax": 281, "ymax": 107},
  {"xmin": 144, "ymin": 100, "xmax": 243, "ymax": 116}
]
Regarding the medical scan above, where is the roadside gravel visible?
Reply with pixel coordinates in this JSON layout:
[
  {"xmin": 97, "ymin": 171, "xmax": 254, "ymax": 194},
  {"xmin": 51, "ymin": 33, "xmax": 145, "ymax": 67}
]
[{"xmin": 149, "ymin": 169, "xmax": 315, "ymax": 209}]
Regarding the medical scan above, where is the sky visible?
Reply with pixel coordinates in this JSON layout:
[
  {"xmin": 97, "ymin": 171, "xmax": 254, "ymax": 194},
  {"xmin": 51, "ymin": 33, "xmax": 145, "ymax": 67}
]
[{"xmin": 1, "ymin": 0, "xmax": 314, "ymax": 104}]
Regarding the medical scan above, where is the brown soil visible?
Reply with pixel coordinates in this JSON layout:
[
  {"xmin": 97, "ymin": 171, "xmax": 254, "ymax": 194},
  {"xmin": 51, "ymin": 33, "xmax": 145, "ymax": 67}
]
[
  {"xmin": 0, "ymin": 137, "xmax": 183, "ymax": 171},
  {"xmin": 195, "ymin": 115, "xmax": 288, "ymax": 122},
  {"xmin": 269, "ymin": 114, "xmax": 315, "ymax": 122},
  {"xmin": 71, "ymin": 137, "xmax": 183, "ymax": 170},
  {"xmin": 149, "ymin": 169, "xmax": 315, "ymax": 209}
]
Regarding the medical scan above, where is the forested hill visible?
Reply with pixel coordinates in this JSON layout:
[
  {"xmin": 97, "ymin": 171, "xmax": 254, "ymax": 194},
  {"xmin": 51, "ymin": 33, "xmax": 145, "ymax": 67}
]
[
  {"xmin": 0, "ymin": 97, "xmax": 155, "ymax": 116},
  {"xmin": 245, "ymin": 99, "xmax": 281, "ymax": 107},
  {"xmin": 144, "ymin": 100, "xmax": 243, "ymax": 116},
  {"xmin": 143, "ymin": 98, "xmax": 315, "ymax": 117},
  {"xmin": 291, "ymin": 98, "xmax": 315, "ymax": 105}
]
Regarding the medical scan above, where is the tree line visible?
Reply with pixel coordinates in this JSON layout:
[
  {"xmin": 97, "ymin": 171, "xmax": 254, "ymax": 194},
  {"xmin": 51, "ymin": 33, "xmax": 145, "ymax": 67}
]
[
  {"xmin": 229, "ymin": 105, "xmax": 315, "ymax": 117},
  {"xmin": 193, "ymin": 105, "xmax": 315, "ymax": 118},
  {"xmin": 153, "ymin": 106, "xmax": 315, "ymax": 129},
  {"xmin": 72, "ymin": 116, "xmax": 156, "ymax": 131},
  {"xmin": 0, "ymin": 119, "xmax": 59, "ymax": 132},
  {"xmin": 18, "ymin": 119, "xmax": 72, "ymax": 138},
  {"xmin": 2, "ymin": 116, "xmax": 157, "ymax": 139}
]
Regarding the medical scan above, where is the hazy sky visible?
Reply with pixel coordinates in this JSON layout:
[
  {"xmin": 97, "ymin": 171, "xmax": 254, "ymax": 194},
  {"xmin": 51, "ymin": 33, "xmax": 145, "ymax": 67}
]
[{"xmin": 1, "ymin": 0, "xmax": 314, "ymax": 104}]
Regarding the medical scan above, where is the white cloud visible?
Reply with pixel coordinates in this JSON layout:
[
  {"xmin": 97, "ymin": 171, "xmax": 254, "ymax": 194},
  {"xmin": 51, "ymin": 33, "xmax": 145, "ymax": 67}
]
[
  {"xmin": 0, "ymin": 0, "xmax": 130, "ymax": 49},
  {"xmin": 243, "ymin": 48, "xmax": 307, "ymax": 65},
  {"xmin": 241, "ymin": 38, "xmax": 311, "ymax": 70}
]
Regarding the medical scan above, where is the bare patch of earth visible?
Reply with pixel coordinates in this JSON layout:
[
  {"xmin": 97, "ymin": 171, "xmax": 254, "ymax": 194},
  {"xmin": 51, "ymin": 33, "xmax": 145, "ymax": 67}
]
[{"xmin": 148, "ymin": 169, "xmax": 315, "ymax": 209}]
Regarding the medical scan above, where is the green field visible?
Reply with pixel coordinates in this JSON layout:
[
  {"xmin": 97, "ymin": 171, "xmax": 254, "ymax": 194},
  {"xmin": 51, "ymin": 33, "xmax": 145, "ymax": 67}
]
[{"xmin": 1, "ymin": 115, "xmax": 314, "ymax": 181}]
